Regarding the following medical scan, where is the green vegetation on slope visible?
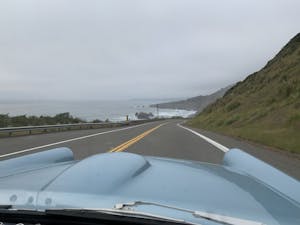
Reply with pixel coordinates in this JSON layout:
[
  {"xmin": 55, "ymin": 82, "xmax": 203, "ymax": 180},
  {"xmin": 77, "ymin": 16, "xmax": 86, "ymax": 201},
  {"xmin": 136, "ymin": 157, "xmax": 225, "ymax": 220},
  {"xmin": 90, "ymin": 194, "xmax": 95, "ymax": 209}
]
[{"xmin": 189, "ymin": 33, "xmax": 300, "ymax": 153}]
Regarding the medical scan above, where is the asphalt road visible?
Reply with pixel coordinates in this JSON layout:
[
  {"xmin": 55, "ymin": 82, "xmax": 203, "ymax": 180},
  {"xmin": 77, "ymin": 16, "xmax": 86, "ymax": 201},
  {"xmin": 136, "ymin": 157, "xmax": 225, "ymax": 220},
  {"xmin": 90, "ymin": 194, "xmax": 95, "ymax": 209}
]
[{"xmin": 0, "ymin": 119, "xmax": 299, "ymax": 180}]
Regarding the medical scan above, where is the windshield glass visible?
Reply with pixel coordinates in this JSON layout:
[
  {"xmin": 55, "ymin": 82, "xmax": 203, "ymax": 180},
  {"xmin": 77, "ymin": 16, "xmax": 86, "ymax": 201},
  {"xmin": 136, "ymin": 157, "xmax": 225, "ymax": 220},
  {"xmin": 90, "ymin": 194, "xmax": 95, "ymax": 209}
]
[{"xmin": 0, "ymin": 1, "xmax": 299, "ymax": 225}]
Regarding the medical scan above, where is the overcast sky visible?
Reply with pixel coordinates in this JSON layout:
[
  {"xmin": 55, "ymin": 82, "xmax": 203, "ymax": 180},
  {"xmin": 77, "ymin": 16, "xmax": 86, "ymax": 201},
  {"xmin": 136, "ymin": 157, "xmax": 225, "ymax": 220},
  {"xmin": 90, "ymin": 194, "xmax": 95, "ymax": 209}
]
[{"xmin": 0, "ymin": 0, "xmax": 299, "ymax": 100}]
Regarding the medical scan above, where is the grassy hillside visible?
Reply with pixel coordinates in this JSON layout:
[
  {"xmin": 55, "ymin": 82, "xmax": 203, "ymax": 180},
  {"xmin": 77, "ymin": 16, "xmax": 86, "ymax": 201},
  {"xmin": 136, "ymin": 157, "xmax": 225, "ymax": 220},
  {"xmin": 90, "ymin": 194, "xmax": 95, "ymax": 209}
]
[{"xmin": 189, "ymin": 33, "xmax": 300, "ymax": 153}]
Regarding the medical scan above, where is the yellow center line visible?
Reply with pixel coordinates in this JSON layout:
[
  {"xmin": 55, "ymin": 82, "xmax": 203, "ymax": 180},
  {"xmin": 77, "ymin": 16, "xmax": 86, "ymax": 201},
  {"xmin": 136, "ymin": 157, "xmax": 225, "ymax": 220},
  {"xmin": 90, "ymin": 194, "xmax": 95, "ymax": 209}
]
[{"xmin": 109, "ymin": 123, "xmax": 167, "ymax": 152}]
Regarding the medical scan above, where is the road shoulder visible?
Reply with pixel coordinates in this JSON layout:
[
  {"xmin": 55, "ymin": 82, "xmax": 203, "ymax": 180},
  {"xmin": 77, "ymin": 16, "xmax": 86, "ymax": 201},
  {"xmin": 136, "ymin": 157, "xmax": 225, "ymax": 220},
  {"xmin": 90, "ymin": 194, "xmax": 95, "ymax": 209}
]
[{"xmin": 184, "ymin": 124, "xmax": 300, "ymax": 180}]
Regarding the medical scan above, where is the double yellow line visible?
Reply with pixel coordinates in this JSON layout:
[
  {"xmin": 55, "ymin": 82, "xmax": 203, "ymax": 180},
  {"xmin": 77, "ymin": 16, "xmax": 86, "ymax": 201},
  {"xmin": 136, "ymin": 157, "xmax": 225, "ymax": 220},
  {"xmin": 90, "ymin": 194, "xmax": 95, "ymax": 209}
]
[{"xmin": 109, "ymin": 123, "xmax": 166, "ymax": 152}]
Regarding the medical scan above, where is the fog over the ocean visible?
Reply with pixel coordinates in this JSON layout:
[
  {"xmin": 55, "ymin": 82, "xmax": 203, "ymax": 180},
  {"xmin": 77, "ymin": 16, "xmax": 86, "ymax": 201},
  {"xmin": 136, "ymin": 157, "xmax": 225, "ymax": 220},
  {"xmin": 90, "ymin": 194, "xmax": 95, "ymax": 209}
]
[{"xmin": 0, "ymin": 0, "xmax": 299, "ymax": 100}]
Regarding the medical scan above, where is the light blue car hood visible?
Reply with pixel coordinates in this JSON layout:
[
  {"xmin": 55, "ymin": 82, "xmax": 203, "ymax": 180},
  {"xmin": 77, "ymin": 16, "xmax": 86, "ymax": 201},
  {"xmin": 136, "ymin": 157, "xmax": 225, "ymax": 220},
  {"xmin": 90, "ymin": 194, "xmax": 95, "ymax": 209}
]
[{"xmin": 0, "ymin": 148, "xmax": 299, "ymax": 225}]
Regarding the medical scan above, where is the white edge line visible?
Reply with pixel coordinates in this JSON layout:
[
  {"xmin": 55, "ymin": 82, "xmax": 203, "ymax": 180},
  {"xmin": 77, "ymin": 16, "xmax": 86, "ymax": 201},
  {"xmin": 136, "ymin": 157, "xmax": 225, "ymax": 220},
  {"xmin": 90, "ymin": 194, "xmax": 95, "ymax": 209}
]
[
  {"xmin": 177, "ymin": 123, "xmax": 229, "ymax": 153},
  {"xmin": 0, "ymin": 122, "xmax": 155, "ymax": 158}
]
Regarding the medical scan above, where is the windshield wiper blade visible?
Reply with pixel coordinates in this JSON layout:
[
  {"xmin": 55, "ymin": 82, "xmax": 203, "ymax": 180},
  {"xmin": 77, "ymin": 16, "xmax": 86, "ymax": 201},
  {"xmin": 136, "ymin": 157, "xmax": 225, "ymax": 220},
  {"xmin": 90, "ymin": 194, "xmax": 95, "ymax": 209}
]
[
  {"xmin": 0, "ymin": 206, "xmax": 191, "ymax": 224},
  {"xmin": 1, "ymin": 201, "xmax": 265, "ymax": 225},
  {"xmin": 46, "ymin": 208, "xmax": 196, "ymax": 225},
  {"xmin": 114, "ymin": 201, "xmax": 265, "ymax": 225}
]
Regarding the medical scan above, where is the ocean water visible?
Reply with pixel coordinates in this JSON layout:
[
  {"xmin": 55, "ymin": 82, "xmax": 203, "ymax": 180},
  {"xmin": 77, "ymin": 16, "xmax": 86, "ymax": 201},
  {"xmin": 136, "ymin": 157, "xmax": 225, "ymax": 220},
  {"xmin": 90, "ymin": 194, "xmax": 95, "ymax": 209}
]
[{"xmin": 0, "ymin": 100, "xmax": 196, "ymax": 122}]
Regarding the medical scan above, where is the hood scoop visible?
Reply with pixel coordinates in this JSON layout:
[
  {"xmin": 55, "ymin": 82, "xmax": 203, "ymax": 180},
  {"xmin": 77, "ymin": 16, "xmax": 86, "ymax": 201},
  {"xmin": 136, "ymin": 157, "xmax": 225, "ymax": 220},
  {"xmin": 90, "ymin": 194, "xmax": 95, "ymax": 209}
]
[{"xmin": 43, "ymin": 152, "xmax": 151, "ymax": 194}]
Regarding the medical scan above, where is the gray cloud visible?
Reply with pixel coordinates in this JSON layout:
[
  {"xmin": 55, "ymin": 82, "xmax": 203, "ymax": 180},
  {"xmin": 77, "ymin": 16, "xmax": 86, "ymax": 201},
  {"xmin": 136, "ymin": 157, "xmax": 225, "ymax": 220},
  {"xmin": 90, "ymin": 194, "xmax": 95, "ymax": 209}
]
[{"xmin": 0, "ymin": 0, "xmax": 299, "ymax": 100}]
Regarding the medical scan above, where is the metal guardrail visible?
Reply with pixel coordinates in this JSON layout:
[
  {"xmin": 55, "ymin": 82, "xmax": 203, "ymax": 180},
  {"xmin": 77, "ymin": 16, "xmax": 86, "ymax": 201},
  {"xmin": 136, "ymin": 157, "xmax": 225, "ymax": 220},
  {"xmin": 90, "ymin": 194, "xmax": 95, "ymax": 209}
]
[{"xmin": 0, "ymin": 119, "xmax": 153, "ymax": 137}]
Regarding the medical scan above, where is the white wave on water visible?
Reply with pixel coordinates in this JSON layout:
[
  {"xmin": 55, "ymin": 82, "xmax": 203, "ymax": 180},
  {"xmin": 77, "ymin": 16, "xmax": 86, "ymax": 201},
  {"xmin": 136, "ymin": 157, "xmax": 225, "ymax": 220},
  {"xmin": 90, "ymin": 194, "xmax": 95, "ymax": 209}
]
[
  {"xmin": 0, "ymin": 100, "xmax": 196, "ymax": 122},
  {"xmin": 156, "ymin": 109, "xmax": 196, "ymax": 118}
]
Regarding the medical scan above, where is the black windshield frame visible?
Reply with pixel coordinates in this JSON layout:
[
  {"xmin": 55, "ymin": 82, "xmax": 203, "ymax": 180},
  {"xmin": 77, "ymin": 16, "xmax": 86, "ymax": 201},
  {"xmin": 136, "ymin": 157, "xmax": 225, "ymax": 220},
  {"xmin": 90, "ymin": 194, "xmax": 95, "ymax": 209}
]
[{"xmin": 0, "ymin": 209, "xmax": 191, "ymax": 225}]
